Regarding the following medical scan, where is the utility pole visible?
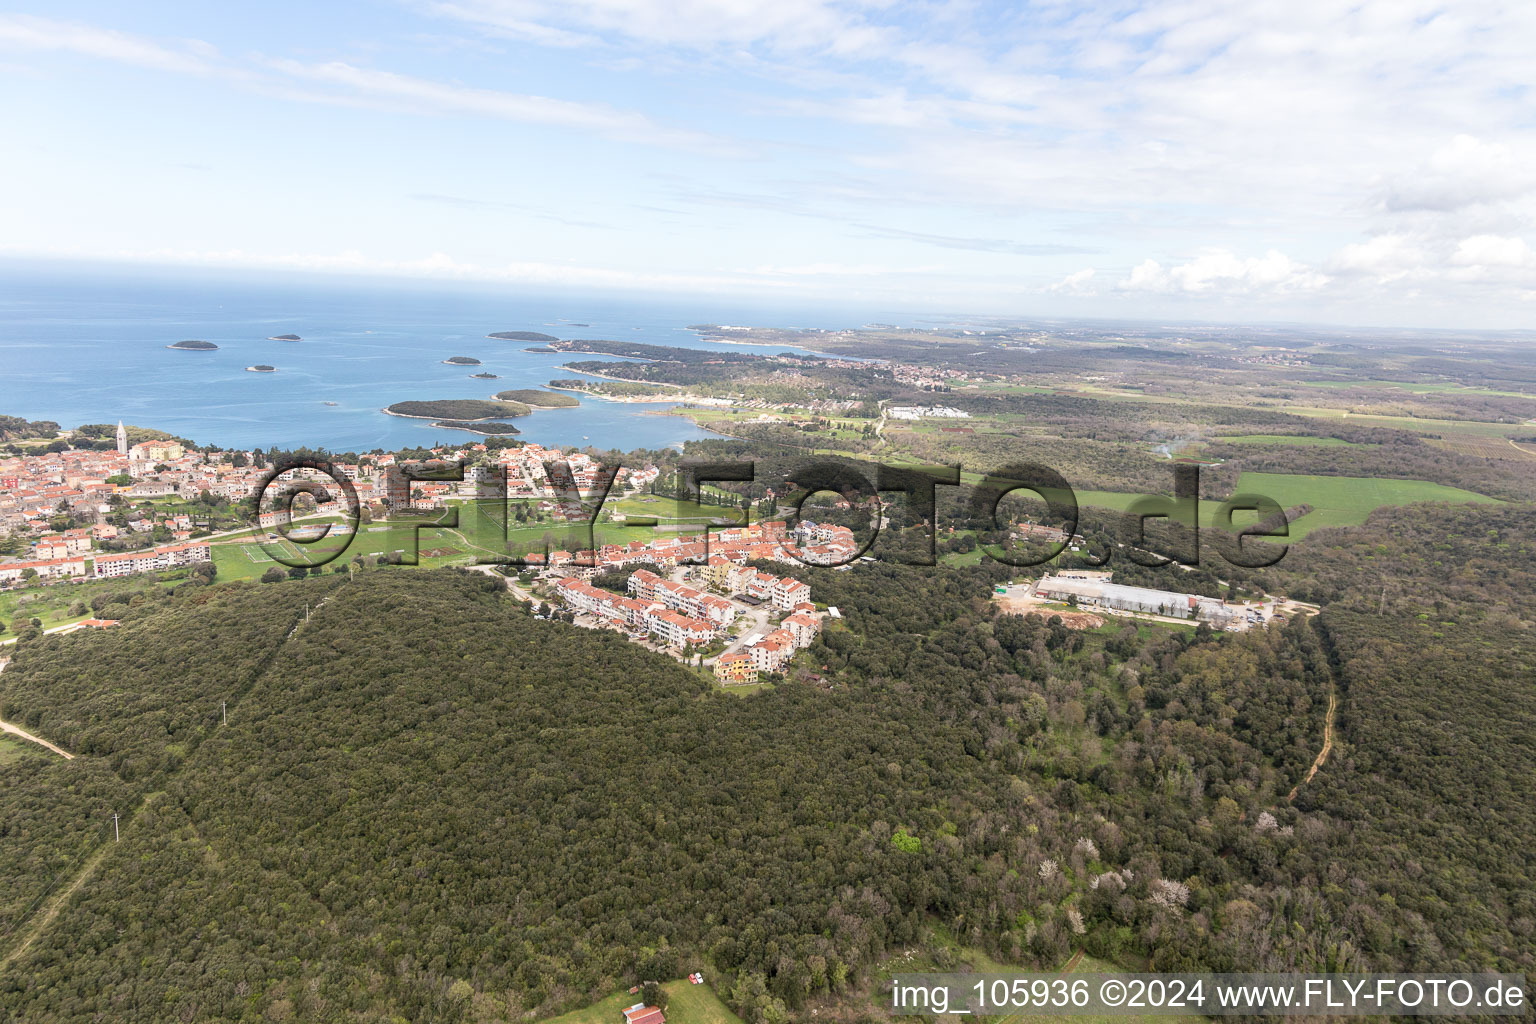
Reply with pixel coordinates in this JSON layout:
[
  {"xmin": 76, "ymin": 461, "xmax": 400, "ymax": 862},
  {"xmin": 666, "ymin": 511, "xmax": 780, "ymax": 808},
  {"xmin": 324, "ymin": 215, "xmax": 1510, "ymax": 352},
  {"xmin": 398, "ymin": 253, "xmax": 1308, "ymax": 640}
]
[
  {"xmin": 111, "ymin": 813, "xmax": 120, "ymax": 842},
  {"xmin": 221, "ymin": 700, "xmax": 227, "ymax": 725}
]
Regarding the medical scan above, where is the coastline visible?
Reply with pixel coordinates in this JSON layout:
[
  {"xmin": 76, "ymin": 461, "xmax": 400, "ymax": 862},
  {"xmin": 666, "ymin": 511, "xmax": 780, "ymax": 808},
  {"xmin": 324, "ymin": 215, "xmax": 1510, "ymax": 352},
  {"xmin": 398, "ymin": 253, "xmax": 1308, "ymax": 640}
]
[
  {"xmin": 484, "ymin": 393, "xmax": 579, "ymax": 410},
  {"xmin": 430, "ymin": 421, "xmax": 522, "ymax": 436},
  {"xmin": 554, "ymin": 364, "xmax": 682, "ymax": 388}
]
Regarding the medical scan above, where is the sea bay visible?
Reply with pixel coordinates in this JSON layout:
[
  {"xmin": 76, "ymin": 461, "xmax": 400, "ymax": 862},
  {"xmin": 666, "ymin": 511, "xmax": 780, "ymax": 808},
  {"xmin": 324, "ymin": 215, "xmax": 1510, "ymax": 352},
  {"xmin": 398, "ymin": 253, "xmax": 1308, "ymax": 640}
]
[{"xmin": 0, "ymin": 264, "xmax": 890, "ymax": 452}]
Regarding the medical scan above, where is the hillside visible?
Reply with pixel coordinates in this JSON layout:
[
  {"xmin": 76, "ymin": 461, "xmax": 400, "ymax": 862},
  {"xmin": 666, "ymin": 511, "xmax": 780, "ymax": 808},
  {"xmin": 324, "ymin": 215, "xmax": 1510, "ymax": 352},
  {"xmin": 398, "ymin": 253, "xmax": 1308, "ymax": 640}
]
[{"xmin": 1, "ymin": 507, "xmax": 1532, "ymax": 1020}]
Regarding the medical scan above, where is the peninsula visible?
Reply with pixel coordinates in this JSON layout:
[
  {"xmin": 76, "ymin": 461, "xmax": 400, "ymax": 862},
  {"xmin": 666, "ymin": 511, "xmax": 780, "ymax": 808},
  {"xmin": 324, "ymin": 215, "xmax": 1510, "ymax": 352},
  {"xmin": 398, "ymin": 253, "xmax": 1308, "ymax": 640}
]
[
  {"xmin": 432, "ymin": 419, "xmax": 522, "ymax": 435},
  {"xmin": 493, "ymin": 388, "xmax": 580, "ymax": 408},
  {"xmin": 487, "ymin": 330, "xmax": 558, "ymax": 342}
]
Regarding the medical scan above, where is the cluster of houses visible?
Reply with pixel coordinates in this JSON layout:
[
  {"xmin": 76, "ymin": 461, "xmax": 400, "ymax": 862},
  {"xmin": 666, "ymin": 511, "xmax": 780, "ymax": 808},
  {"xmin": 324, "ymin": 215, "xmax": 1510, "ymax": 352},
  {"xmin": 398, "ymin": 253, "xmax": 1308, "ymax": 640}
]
[
  {"xmin": 2, "ymin": 430, "xmax": 668, "ymax": 586},
  {"xmin": 549, "ymin": 550, "xmax": 825, "ymax": 683}
]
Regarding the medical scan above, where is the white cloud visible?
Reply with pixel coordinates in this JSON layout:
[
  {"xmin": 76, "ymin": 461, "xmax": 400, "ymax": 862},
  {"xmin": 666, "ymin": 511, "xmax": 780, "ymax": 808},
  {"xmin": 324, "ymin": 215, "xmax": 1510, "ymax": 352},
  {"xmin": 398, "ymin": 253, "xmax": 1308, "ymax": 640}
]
[
  {"xmin": 421, "ymin": 0, "xmax": 885, "ymax": 53},
  {"xmin": 0, "ymin": 14, "xmax": 218, "ymax": 74},
  {"xmin": 0, "ymin": 15, "xmax": 720, "ymax": 151},
  {"xmin": 1047, "ymin": 268, "xmax": 1095, "ymax": 295},
  {"xmin": 264, "ymin": 59, "xmax": 720, "ymax": 149},
  {"xmin": 1120, "ymin": 250, "xmax": 1328, "ymax": 295},
  {"xmin": 1451, "ymin": 234, "xmax": 1535, "ymax": 268}
]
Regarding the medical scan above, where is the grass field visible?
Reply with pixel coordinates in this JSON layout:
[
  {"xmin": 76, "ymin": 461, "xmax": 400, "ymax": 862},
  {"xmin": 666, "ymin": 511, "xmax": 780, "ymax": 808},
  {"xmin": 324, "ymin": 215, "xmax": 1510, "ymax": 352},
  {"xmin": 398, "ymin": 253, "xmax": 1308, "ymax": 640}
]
[
  {"xmin": 540, "ymin": 981, "xmax": 742, "ymax": 1024},
  {"xmin": 0, "ymin": 733, "xmax": 48, "ymax": 765},
  {"xmin": 1283, "ymin": 405, "xmax": 1529, "ymax": 437},
  {"xmin": 209, "ymin": 494, "xmax": 725, "ymax": 579},
  {"xmin": 1073, "ymin": 472, "xmax": 1496, "ymax": 540},
  {"xmin": 1297, "ymin": 379, "xmax": 1536, "ymax": 398}
]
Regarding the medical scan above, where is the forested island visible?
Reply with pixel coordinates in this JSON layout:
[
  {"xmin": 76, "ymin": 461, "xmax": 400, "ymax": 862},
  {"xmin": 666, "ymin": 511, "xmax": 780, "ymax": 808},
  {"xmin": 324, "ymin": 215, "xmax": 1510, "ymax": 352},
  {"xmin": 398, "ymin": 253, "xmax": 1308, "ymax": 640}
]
[
  {"xmin": 487, "ymin": 330, "xmax": 559, "ymax": 342},
  {"xmin": 443, "ymin": 356, "xmax": 482, "ymax": 365},
  {"xmin": 432, "ymin": 419, "xmax": 522, "ymax": 435},
  {"xmin": 493, "ymin": 388, "xmax": 580, "ymax": 408},
  {"xmin": 0, "ymin": 414, "xmax": 60, "ymax": 442},
  {"xmin": 383, "ymin": 398, "xmax": 530, "ymax": 420},
  {"xmin": 470, "ymin": 372, "xmax": 500, "ymax": 379},
  {"xmin": 245, "ymin": 365, "xmax": 276, "ymax": 373},
  {"xmin": 268, "ymin": 334, "xmax": 302, "ymax": 341},
  {"xmin": 166, "ymin": 339, "xmax": 218, "ymax": 351}
]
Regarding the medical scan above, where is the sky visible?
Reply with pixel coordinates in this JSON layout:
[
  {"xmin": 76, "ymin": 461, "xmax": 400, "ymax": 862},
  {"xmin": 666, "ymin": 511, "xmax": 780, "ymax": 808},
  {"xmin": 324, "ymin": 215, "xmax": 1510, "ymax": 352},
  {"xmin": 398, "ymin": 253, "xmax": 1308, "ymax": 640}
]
[{"xmin": 2, "ymin": 1, "xmax": 1535, "ymax": 327}]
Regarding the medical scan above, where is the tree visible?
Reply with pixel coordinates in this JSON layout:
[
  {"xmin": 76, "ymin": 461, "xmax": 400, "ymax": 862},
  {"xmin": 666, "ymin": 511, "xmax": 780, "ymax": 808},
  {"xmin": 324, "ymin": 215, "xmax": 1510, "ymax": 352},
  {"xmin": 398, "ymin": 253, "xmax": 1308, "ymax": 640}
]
[
  {"xmin": 260, "ymin": 567, "xmax": 286, "ymax": 583},
  {"xmin": 641, "ymin": 981, "xmax": 668, "ymax": 1011}
]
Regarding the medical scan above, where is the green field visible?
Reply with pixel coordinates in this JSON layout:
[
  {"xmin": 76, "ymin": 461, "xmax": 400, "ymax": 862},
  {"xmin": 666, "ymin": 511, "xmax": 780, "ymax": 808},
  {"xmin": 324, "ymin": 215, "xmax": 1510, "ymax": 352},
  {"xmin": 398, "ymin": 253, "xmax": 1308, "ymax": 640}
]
[
  {"xmin": 209, "ymin": 495, "xmax": 724, "ymax": 578},
  {"xmin": 540, "ymin": 981, "xmax": 743, "ymax": 1024},
  {"xmin": 1298, "ymin": 379, "xmax": 1536, "ymax": 398},
  {"xmin": 0, "ymin": 733, "xmax": 48, "ymax": 765},
  {"xmin": 1283, "ymin": 406, "xmax": 1528, "ymax": 437},
  {"xmin": 1074, "ymin": 472, "xmax": 1496, "ymax": 540}
]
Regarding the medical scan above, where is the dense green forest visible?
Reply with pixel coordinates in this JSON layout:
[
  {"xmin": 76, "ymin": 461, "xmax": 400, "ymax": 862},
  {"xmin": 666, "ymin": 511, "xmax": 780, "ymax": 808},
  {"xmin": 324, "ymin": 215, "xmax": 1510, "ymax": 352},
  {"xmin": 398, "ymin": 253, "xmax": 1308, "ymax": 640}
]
[
  {"xmin": 386, "ymin": 400, "xmax": 531, "ymax": 421},
  {"xmin": 0, "ymin": 506, "xmax": 1531, "ymax": 1021}
]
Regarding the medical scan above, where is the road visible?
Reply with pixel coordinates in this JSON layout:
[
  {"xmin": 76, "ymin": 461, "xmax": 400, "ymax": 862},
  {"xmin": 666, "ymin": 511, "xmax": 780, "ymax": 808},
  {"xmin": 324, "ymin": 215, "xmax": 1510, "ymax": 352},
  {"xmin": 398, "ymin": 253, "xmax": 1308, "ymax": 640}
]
[
  {"xmin": 1287, "ymin": 688, "xmax": 1337, "ymax": 802},
  {"xmin": 0, "ymin": 658, "xmax": 75, "ymax": 759}
]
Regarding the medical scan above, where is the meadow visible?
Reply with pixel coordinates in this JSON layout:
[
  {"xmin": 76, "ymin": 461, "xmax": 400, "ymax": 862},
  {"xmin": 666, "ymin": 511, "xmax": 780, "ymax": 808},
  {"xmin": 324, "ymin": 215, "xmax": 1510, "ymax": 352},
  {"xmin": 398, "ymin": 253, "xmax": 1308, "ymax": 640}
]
[{"xmin": 539, "ymin": 980, "xmax": 743, "ymax": 1024}]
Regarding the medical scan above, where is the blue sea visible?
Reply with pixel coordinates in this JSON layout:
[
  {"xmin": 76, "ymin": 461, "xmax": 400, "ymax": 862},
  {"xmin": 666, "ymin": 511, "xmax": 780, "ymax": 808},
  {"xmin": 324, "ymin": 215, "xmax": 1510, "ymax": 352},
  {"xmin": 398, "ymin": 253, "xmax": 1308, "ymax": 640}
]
[{"xmin": 0, "ymin": 264, "xmax": 904, "ymax": 453}]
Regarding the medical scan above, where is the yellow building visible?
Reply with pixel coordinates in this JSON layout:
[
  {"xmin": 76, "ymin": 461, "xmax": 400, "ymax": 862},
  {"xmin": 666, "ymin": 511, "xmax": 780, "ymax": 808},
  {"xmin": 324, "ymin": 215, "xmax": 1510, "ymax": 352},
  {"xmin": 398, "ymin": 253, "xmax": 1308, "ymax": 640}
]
[
  {"xmin": 713, "ymin": 651, "xmax": 756, "ymax": 684},
  {"xmin": 130, "ymin": 440, "xmax": 185, "ymax": 463}
]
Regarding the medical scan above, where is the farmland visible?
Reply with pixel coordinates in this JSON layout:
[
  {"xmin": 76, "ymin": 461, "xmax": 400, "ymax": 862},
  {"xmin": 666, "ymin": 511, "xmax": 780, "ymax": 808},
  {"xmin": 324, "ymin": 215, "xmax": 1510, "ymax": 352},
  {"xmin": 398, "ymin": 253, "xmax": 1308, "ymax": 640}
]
[{"xmin": 1070, "ymin": 472, "xmax": 1496, "ymax": 540}]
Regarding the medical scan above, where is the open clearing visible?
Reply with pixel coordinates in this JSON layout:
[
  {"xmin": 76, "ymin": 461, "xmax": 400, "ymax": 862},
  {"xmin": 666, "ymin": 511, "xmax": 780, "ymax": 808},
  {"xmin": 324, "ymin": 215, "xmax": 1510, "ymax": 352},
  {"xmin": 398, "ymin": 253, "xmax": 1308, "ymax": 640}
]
[{"xmin": 540, "ymin": 980, "xmax": 743, "ymax": 1024}]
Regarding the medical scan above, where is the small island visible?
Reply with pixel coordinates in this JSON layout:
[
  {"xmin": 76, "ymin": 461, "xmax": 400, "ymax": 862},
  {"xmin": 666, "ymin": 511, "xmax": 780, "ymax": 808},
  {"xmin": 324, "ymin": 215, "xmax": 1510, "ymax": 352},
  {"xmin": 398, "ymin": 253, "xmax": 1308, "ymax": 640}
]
[
  {"xmin": 469, "ymin": 371, "xmax": 500, "ymax": 379},
  {"xmin": 245, "ymin": 365, "xmax": 277, "ymax": 373},
  {"xmin": 523, "ymin": 346, "xmax": 558, "ymax": 353},
  {"xmin": 167, "ymin": 339, "xmax": 218, "ymax": 351},
  {"xmin": 384, "ymin": 398, "xmax": 531, "ymax": 420},
  {"xmin": 269, "ymin": 334, "xmax": 302, "ymax": 341},
  {"xmin": 494, "ymin": 388, "xmax": 580, "ymax": 408},
  {"xmin": 443, "ymin": 355, "xmax": 482, "ymax": 365},
  {"xmin": 488, "ymin": 331, "xmax": 559, "ymax": 342},
  {"xmin": 433, "ymin": 419, "xmax": 522, "ymax": 435}
]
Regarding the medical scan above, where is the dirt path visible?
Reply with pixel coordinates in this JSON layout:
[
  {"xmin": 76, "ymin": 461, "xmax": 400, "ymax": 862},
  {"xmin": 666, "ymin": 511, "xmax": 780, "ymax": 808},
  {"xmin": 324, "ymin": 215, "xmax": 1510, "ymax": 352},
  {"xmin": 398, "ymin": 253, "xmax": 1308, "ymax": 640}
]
[
  {"xmin": 0, "ymin": 659, "xmax": 75, "ymax": 759},
  {"xmin": 1287, "ymin": 688, "xmax": 1337, "ymax": 802},
  {"xmin": 0, "ymin": 588, "xmax": 342, "ymax": 973}
]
